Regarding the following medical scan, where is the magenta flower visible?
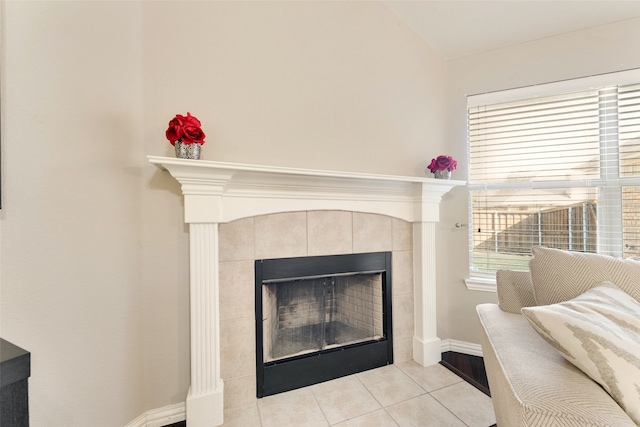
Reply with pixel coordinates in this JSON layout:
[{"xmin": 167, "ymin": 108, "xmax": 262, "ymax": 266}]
[{"xmin": 428, "ymin": 155, "xmax": 457, "ymax": 173}]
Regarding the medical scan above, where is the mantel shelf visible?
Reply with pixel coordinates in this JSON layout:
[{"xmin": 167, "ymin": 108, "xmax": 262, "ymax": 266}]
[{"xmin": 148, "ymin": 156, "xmax": 466, "ymax": 223}]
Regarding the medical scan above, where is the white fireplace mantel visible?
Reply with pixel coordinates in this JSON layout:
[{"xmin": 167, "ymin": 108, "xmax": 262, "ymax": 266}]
[{"xmin": 148, "ymin": 156, "xmax": 465, "ymax": 427}]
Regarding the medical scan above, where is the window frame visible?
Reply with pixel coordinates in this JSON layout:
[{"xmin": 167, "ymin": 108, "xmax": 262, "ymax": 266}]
[{"xmin": 465, "ymin": 69, "xmax": 640, "ymax": 291}]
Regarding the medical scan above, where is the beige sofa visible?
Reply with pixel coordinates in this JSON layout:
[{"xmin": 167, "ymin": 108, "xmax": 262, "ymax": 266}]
[{"xmin": 476, "ymin": 246, "xmax": 639, "ymax": 426}]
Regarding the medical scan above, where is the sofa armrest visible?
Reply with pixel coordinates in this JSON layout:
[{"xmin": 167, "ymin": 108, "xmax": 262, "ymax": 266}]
[
  {"xmin": 495, "ymin": 270, "xmax": 536, "ymax": 313},
  {"xmin": 477, "ymin": 304, "xmax": 635, "ymax": 426}
]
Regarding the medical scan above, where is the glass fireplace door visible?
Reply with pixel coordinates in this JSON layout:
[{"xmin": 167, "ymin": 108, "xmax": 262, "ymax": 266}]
[{"xmin": 262, "ymin": 272, "xmax": 384, "ymax": 363}]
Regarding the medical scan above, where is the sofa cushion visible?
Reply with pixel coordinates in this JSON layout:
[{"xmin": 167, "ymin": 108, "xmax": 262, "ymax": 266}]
[
  {"xmin": 496, "ymin": 270, "xmax": 536, "ymax": 313},
  {"xmin": 529, "ymin": 246, "xmax": 640, "ymax": 305},
  {"xmin": 477, "ymin": 303, "xmax": 635, "ymax": 426},
  {"xmin": 521, "ymin": 282, "xmax": 640, "ymax": 424}
]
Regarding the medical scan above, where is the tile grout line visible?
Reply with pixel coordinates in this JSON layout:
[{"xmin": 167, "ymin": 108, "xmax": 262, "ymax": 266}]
[
  {"xmin": 308, "ymin": 384, "xmax": 332, "ymax": 426},
  {"xmin": 357, "ymin": 365, "xmax": 431, "ymax": 425},
  {"xmin": 394, "ymin": 378, "xmax": 461, "ymax": 427},
  {"xmin": 429, "ymin": 387, "xmax": 475, "ymax": 427},
  {"xmin": 389, "ymin": 362, "xmax": 488, "ymax": 427},
  {"xmin": 352, "ymin": 370, "xmax": 402, "ymax": 426},
  {"xmin": 254, "ymin": 397, "xmax": 264, "ymax": 427},
  {"xmin": 430, "ymin": 380, "xmax": 495, "ymax": 427}
]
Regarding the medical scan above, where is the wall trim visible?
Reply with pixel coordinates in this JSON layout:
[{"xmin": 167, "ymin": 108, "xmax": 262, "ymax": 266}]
[
  {"xmin": 125, "ymin": 402, "xmax": 186, "ymax": 427},
  {"xmin": 441, "ymin": 339, "xmax": 483, "ymax": 357},
  {"xmin": 464, "ymin": 275, "xmax": 497, "ymax": 293}
]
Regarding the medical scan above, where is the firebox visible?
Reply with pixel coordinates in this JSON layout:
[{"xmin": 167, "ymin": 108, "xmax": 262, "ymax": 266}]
[{"xmin": 254, "ymin": 251, "xmax": 393, "ymax": 397}]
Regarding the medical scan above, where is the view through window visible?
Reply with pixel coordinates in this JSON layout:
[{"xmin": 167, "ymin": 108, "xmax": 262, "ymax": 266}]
[{"xmin": 467, "ymin": 70, "xmax": 640, "ymax": 275}]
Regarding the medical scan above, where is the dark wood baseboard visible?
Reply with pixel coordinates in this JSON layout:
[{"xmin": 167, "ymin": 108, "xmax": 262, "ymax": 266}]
[{"xmin": 440, "ymin": 351, "xmax": 491, "ymax": 397}]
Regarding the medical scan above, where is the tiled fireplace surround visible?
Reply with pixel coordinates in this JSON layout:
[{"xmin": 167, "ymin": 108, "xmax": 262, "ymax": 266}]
[
  {"xmin": 223, "ymin": 212, "xmax": 405, "ymax": 393},
  {"xmin": 149, "ymin": 156, "xmax": 463, "ymax": 427}
]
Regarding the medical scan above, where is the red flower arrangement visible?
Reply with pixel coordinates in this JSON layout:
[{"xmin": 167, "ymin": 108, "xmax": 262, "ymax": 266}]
[
  {"xmin": 427, "ymin": 155, "xmax": 457, "ymax": 173},
  {"xmin": 166, "ymin": 112, "xmax": 206, "ymax": 145}
]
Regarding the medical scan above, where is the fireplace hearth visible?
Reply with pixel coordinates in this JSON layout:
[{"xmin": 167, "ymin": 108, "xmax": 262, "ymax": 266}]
[{"xmin": 255, "ymin": 252, "xmax": 393, "ymax": 397}]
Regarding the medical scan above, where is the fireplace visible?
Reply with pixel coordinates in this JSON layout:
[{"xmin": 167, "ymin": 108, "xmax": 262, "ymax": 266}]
[
  {"xmin": 148, "ymin": 155, "xmax": 463, "ymax": 427},
  {"xmin": 255, "ymin": 252, "xmax": 393, "ymax": 397}
]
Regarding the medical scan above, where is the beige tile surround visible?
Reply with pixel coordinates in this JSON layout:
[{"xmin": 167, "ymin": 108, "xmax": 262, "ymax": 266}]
[{"xmin": 218, "ymin": 210, "xmax": 415, "ymax": 411}]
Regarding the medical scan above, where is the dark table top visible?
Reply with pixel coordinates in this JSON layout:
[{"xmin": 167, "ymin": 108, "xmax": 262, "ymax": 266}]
[{"xmin": 1, "ymin": 339, "xmax": 31, "ymax": 387}]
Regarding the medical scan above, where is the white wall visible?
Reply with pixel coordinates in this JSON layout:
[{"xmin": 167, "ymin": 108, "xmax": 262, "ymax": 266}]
[
  {"xmin": 1, "ymin": 1, "xmax": 448, "ymax": 424},
  {"xmin": 141, "ymin": 1, "xmax": 446, "ymax": 176},
  {"xmin": 139, "ymin": 0, "xmax": 447, "ymax": 415},
  {"xmin": 438, "ymin": 17, "xmax": 640, "ymax": 343},
  {"xmin": 1, "ymin": 2, "xmax": 145, "ymax": 425}
]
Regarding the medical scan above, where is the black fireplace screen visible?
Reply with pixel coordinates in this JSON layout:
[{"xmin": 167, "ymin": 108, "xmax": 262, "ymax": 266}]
[{"xmin": 255, "ymin": 252, "xmax": 393, "ymax": 397}]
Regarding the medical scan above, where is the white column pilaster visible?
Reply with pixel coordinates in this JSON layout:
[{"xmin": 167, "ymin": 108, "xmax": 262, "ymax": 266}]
[
  {"xmin": 185, "ymin": 223, "xmax": 224, "ymax": 427},
  {"xmin": 412, "ymin": 220, "xmax": 440, "ymax": 366}
]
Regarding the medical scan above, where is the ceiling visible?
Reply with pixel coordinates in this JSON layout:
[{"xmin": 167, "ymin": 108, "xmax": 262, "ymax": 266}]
[{"xmin": 384, "ymin": 1, "xmax": 640, "ymax": 59}]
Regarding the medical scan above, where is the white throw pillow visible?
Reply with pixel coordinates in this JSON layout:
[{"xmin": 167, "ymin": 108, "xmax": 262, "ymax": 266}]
[{"xmin": 521, "ymin": 282, "xmax": 640, "ymax": 424}]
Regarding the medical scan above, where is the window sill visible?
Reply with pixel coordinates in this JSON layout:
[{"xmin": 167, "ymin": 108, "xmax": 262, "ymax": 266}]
[{"xmin": 464, "ymin": 275, "xmax": 497, "ymax": 293}]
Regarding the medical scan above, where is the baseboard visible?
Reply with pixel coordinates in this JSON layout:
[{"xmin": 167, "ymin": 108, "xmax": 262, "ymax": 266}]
[
  {"xmin": 440, "ymin": 339, "xmax": 483, "ymax": 357},
  {"xmin": 125, "ymin": 402, "xmax": 186, "ymax": 427}
]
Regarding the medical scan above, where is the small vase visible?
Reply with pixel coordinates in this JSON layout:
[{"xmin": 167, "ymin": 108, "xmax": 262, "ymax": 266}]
[
  {"xmin": 433, "ymin": 169, "xmax": 451, "ymax": 180},
  {"xmin": 174, "ymin": 141, "xmax": 202, "ymax": 160}
]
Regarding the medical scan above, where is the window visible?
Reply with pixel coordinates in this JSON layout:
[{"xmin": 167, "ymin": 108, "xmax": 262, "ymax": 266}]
[{"xmin": 467, "ymin": 69, "xmax": 640, "ymax": 277}]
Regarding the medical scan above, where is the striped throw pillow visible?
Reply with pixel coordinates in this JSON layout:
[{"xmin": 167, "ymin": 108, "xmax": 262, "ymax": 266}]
[
  {"xmin": 521, "ymin": 282, "xmax": 640, "ymax": 424},
  {"xmin": 529, "ymin": 246, "xmax": 640, "ymax": 305}
]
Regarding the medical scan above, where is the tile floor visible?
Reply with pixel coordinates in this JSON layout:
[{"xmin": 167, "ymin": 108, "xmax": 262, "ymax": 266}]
[{"xmin": 221, "ymin": 360, "xmax": 496, "ymax": 427}]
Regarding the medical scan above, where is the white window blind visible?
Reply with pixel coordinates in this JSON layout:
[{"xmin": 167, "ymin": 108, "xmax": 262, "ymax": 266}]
[{"xmin": 467, "ymin": 70, "xmax": 640, "ymax": 274}]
